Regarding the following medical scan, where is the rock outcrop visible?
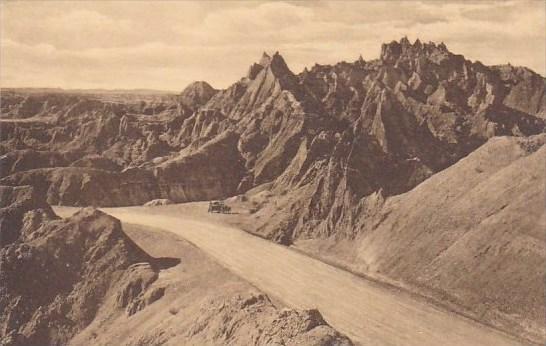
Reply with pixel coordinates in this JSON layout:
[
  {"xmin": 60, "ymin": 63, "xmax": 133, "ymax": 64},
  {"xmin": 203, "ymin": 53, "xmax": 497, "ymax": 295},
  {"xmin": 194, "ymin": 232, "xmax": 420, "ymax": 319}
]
[
  {"xmin": 114, "ymin": 262, "xmax": 163, "ymax": 316},
  {"xmin": 0, "ymin": 185, "xmax": 55, "ymax": 246},
  {"xmin": 0, "ymin": 190, "xmax": 163, "ymax": 346},
  {"xmin": 217, "ymin": 38, "xmax": 545, "ymax": 245},
  {"xmin": 179, "ymin": 81, "xmax": 218, "ymax": 112},
  {"xmin": 186, "ymin": 292, "xmax": 352, "ymax": 346},
  {"xmin": 143, "ymin": 198, "xmax": 173, "ymax": 207}
]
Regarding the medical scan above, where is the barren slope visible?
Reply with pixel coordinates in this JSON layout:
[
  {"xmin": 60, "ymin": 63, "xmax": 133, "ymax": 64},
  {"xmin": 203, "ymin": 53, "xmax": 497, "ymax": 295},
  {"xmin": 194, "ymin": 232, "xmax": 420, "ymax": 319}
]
[
  {"xmin": 69, "ymin": 224, "xmax": 351, "ymax": 346},
  {"xmin": 294, "ymin": 135, "xmax": 546, "ymax": 344}
]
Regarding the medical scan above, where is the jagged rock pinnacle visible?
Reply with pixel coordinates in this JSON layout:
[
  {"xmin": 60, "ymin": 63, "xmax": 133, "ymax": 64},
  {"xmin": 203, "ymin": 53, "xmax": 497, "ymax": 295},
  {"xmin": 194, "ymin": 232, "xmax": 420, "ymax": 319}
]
[
  {"xmin": 247, "ymin": 63, "xmax": 264, "ymax": 80},
  {"xmin": 380, "ymin": 37, "xmax": 453, "ymax": 64},
  {"xmin": 269, "ymin": 52, "xmax": 295, "ymax": 78},
  {"xmin": 248, "ymin": 51, "xmax": 293, "ymax": 80},
  {"xmin": 259, "ymin": 52, "xmax": 272, "ymax": 66},
  {"xmin": 357, "ymin": 54, "xmax": 365, "ymax": 64}
]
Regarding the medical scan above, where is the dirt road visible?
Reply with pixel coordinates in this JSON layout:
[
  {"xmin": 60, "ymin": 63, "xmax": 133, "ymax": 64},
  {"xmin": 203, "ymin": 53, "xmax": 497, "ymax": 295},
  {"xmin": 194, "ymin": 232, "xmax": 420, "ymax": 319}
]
[{"xmin": 54, "ymin": 206, "xmax": 526, "ymax": 346}]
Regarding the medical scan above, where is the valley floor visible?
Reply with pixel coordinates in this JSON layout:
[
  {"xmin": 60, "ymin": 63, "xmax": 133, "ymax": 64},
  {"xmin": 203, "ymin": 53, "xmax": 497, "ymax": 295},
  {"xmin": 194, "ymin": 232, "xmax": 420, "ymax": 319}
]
[{"xmin": 55, "ymin": 205, "xmax": 528, "ymax": 346}]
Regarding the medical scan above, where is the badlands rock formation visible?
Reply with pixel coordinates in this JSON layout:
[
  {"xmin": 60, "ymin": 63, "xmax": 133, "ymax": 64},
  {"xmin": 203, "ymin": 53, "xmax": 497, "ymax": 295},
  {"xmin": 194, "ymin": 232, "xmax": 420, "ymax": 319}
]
[
  {"xmin": 1, "ymin": 38, "xmax": 544, "ymax": 344},
  {"xmin": 1, "ymin": 38, "xmax": 543, "ymax": 212},
  {"xmin": 0, "ymin": 187, "xmax": 162, "ymax": 345}
]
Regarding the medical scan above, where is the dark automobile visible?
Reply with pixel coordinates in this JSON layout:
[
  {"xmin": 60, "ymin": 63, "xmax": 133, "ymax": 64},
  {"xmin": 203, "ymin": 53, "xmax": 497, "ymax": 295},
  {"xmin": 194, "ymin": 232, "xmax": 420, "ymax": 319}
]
[{"xmin": 208, "ymin": 200, "xmax": 231, "ymax": 213}]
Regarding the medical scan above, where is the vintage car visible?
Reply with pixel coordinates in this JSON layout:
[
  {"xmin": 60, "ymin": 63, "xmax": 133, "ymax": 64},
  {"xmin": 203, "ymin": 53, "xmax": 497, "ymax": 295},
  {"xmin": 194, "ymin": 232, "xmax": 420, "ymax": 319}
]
[{"xmin": 208, "ymin": 200, "xmax": 231, "ymax": 213}]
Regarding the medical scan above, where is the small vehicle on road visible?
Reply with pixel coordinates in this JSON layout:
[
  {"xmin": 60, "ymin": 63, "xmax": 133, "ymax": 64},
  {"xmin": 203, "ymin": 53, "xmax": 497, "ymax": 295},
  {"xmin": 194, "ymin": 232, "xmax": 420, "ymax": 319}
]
[{"xmin": 208, "ymin": 200, "xmax": 231, "ymax": 214}]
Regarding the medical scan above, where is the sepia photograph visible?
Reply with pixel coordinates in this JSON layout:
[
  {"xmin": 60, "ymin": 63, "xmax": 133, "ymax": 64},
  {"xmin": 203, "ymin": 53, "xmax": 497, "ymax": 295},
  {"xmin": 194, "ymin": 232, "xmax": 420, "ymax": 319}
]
[{"xmin": 0, "ymin": 1, "xmax": 545, "ymax": 345}]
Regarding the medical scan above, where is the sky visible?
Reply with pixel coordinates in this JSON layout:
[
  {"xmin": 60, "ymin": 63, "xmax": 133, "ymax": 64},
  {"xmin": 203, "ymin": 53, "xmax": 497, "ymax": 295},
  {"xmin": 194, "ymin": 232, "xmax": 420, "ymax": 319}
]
[{"xmin": 1, "ymin": 0, "xmax": 544, "ymax": 91}]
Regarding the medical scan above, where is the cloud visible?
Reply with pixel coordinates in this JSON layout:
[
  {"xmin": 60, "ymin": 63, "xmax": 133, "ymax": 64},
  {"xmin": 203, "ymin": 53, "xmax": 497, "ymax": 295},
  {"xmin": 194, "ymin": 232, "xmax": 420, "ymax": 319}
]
[
  {"xmin": 202, "ymin": 2, "xmax": 314, "ymax": 33},
  {"xmin": 3, "ymin": 7, "xmax": 132, "ymax": 49},
  {"xmin": 1, "ymin": 1, "xmax": 544, "ymax": 90}
]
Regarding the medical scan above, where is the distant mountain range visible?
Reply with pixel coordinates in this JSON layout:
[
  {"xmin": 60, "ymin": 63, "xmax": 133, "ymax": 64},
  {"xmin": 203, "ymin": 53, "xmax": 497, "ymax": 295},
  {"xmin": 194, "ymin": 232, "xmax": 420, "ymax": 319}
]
[{"xmin": 1, "ymin": 87, "xmax": 177, "ymax": 95}]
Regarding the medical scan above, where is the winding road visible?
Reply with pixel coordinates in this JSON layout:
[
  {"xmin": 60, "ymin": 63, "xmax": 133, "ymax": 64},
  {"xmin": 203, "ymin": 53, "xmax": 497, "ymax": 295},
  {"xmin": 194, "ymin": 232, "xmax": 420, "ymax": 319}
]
[{"xmin": 54, "ymin": 206, "xmax": 526, "ymax": 346}]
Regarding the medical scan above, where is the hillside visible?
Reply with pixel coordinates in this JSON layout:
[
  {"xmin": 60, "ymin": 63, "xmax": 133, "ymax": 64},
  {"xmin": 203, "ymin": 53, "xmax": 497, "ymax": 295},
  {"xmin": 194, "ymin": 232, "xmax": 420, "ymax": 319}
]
[{"xmin": 281, "ymin": 134, "xmax": 546, "ymax": 344}]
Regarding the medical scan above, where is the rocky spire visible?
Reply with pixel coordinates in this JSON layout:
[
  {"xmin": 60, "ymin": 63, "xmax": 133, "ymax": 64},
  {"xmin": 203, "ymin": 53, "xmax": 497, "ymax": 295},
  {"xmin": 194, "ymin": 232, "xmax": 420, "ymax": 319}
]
[
  {"xmin": 247, "ymin": 51, "xmax": 294, "ymax": 80},
  {"xmin": 259, "ymin": 52, "xmax": 272, "ymax": 67},
  {"xmin": 246, "ymin": 51, "xmax": 300, "ymax": 97},
  {"xmin": 400, "ymin": 36, "xmax": 411, "ymax": 47},
  {"xmin": 247, "ymin": 63, "xmax": 264, "ymax": 80},
  {"xmin": 268, "ymin": 51, "xmax": 293, "ymax": 76},
  {"xmin": 380, "ymin": 37, "xmax": 453, "ymax": 65},
  {"xmin": 380, "ymin": 40, "xmax": 403, "ymax": 64},
  {"xmin": 357, "ymin": 54, "xmax": 366, "ymax": 65}
]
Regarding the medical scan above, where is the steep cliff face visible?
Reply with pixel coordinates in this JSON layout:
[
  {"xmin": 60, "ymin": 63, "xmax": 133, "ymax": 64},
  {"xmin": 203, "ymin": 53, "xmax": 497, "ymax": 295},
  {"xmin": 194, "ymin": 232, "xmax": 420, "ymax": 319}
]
[
  {"xmin": 155, "ymin": 130, "xmax": 247, "ymax": 201},
  {"xmin": 179, "ymin": 51, "xmax": 309, "ymax": 187},
  {"xmin": 494, "ymin": 65, "xmax": 546, "ymax": 118},
  {"xmin": 0, "ymin": 168, "xmax": 158, "ymax": 207}
]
